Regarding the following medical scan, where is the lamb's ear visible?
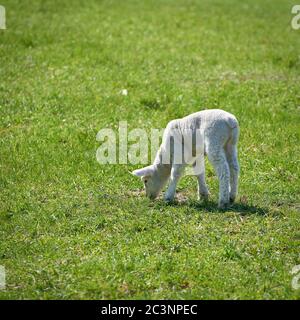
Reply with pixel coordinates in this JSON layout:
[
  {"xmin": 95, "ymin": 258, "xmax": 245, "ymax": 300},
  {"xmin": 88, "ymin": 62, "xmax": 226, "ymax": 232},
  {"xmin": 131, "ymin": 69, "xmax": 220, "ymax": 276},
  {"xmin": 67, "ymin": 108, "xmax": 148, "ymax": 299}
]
[{"xmin": 131, "ymin": 165, "xmax": 154, "ymax": 177}]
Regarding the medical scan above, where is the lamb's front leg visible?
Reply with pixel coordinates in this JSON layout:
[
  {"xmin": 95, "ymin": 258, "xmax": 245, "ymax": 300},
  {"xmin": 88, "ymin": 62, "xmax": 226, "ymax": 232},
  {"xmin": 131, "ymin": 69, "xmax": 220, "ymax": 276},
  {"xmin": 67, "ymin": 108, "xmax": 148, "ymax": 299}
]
[{"xmin": 164, "ymin": 164, "xmax": 185, "ymax": 202}]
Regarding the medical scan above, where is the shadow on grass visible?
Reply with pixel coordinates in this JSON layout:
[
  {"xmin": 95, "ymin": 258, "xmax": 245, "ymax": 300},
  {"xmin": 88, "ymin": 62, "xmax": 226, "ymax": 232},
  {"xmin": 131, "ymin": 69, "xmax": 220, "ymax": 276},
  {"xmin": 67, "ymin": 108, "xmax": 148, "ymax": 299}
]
[
  {"xmin": 126, "ymin": 189, "xmax": 269, "ymax": 216},
  {"xmin": 158, "ymin": 199, "xmax": 269, "ymax": 216}
]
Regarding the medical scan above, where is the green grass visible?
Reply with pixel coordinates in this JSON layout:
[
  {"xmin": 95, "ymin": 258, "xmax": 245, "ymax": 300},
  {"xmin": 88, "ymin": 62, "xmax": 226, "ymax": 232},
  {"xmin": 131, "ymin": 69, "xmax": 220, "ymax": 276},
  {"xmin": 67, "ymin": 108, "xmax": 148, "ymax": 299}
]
[{"xmin": 0, "ymin": 0, "xmax": 300, "ymax": 299}]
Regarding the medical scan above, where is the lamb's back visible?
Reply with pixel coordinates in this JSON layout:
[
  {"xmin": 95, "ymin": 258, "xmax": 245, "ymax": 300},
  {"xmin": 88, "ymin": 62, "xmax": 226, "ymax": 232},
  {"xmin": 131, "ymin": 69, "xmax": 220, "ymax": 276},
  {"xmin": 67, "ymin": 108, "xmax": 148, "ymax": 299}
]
[{"xmin": 179, "ymin": 109, "xmax": 238, "ymax": 130}]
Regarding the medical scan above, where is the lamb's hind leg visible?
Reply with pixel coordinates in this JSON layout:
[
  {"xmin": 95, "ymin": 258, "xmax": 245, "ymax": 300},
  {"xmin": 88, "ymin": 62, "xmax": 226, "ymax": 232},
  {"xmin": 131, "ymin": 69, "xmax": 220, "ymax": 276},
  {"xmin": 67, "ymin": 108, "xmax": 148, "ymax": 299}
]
[
  {"xmin": 225, "ymin": 143, "xmax": 239, "ymax": 203},
  {"xmin": 193, "ymin": 156, "xmax": 209, "ymax": 200},
  {"xmin": 207, "ymin": 144, "xmax": 230, "ymax": 209}
]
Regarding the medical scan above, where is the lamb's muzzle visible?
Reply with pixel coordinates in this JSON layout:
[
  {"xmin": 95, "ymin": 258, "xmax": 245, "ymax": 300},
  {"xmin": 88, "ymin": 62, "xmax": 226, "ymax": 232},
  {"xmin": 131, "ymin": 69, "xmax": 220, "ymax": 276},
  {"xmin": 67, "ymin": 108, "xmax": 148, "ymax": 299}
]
[{"xmin": 132, "ymin": 109, "xmax": 240, "ymax": 209}]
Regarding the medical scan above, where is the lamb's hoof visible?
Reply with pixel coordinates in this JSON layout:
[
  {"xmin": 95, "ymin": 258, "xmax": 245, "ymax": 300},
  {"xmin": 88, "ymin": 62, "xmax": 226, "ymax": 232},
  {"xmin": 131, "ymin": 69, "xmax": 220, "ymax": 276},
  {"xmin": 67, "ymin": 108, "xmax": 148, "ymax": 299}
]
[
  {"xmin": 199, "ymin": 193, "xmax": 210, "ymax": 201},
  {"xmin": 164, "ymin": 196, "xmax": 175, "ymax": 203},
  {"xmin": 229, "ymin": 197, "xmax": 235, "ymax": 204},
  {"xmin": 218, "ymin": 201, "xmax": 229, "ymax": 210}
]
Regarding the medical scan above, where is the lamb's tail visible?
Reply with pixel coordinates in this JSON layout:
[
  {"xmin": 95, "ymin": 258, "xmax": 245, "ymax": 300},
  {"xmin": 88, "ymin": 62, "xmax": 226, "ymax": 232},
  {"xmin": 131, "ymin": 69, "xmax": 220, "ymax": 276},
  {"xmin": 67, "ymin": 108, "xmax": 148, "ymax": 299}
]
[{"xmin": 227, "ymin": 116, "xmax": 239, "ymax": 145}]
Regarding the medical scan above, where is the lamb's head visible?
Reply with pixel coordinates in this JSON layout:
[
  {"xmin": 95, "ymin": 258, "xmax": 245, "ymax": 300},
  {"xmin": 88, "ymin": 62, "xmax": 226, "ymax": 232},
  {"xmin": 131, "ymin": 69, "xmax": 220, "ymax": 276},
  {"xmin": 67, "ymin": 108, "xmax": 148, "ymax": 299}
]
[{"xmin": 132, "ymin": 165, "xmax": 167, "ymax": 199}]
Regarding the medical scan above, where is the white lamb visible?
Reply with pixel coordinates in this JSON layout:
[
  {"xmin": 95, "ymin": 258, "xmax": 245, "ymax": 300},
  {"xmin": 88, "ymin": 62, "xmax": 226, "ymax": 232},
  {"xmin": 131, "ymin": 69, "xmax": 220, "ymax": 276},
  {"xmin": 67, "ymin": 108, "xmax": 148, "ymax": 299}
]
[{"xmin": 132, "ymin": 109, "xmax": 239, "ymax": 209}]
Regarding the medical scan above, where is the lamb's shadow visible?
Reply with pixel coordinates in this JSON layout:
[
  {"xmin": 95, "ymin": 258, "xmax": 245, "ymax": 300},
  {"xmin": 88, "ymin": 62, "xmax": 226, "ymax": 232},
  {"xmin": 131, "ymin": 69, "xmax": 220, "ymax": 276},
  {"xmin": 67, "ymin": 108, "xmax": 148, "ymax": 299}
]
[{"xmin": 162, "ymin": 199, "xmax": 269, "ymax": 216}]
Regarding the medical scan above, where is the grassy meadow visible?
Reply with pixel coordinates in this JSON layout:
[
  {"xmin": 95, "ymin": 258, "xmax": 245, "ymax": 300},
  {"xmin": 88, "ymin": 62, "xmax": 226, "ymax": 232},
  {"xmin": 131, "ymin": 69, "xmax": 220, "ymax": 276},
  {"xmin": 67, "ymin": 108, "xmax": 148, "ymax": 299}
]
[{"xmin": 0, "ymin": 0, "xmax": 299, "ymax": 299}]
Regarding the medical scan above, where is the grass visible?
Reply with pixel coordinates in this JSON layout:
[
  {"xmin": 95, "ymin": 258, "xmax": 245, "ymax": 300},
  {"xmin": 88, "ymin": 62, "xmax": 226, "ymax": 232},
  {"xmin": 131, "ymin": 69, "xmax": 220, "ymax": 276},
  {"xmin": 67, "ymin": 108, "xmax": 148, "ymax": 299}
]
[{"xmin": 0, "ymin": 0, "xmax": 299, "ymax": 299}]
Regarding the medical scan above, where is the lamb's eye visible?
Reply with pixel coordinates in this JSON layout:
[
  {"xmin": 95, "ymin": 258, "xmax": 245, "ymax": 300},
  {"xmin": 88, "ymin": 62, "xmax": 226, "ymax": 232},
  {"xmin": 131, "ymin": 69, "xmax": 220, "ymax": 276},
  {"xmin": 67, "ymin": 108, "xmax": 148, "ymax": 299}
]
[{"xmin": 144, "ymin": 179, "xmax": 148, "ymax": 184}]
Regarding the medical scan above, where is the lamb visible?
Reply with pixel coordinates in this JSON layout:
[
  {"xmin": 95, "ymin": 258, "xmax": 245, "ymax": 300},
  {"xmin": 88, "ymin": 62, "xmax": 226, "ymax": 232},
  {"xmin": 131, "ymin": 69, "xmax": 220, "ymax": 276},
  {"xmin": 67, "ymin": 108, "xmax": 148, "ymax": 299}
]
[{"xmin": 132, "ymin": 109, "xmax": 239, "ymax": 209}]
